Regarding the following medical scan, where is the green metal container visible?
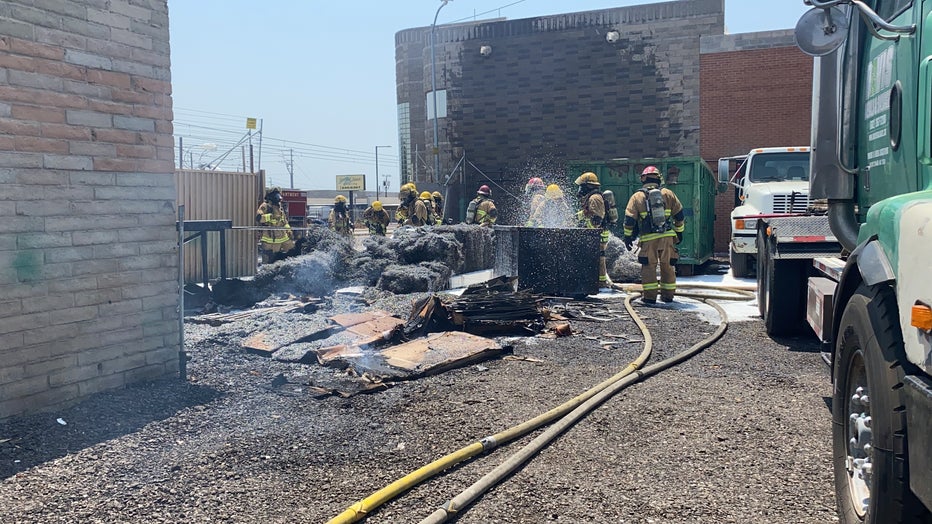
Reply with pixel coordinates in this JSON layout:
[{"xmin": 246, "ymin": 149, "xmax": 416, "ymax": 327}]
[{"xmin": 566, "ymin": 157, "xmax": 720, "ymax": 272}]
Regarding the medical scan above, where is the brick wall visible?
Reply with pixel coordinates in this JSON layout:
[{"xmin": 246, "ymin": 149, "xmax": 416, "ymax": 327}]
[
  {"xmin": 397, "ymin": 0, "xmax": 725, "ymax": 222},
  {"xmin": 0, "ymin": 0, "xmax": 178, "ymax": 419},
  {"xmin": 699, "ymin": 31, "xmax": 813, "ymax": 254}
]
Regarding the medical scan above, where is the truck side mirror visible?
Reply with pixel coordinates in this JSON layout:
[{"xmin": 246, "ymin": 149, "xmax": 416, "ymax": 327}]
[{"xmin": 717, "ymin": 158, "xmax": 731, "ymax": 185}]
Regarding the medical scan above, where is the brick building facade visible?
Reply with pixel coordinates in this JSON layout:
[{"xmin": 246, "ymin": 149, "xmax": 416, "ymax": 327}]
[
  {"xmin": 0, "ymin": 0, "xmax": 178, "ymax": 418},
  {"xmin": 396, "ymin": 0, "xmax": 725, "ymax": 222},
  {"xmin": 699, "ymin": 31, "xmax": 813, "ymax": 253}
]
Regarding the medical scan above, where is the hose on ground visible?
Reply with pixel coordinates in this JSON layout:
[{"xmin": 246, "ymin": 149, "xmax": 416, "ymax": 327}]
[
  {"xmin": 418, "ymin": 298, "xmax": 729, "ymax": 523},
  {"xmin": 326, "ymin": 293, "xmax": 654, "ymax": 524}
]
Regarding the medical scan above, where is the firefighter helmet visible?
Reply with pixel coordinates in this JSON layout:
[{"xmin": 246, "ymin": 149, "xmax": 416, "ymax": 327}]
[
  {"xmin": 525, "ymin": 177, "xmax": 546, "ymax": 194},
  {"xmin": 372, "ymin": 201, "xmax": 383, "ymax": 211},
  {"xmin": 432, "ymin": 191, "xmax": 443, "ymax": 201},
  {"xmin": 545, "ymin": 183, "xmax": 564, "ymax": 200},
  {"xmin": 420, "ymin": 191, "xmax": 432, "ymax": 200},
  {"xmin": 574, "ymin": 172, "xmax": 600, "ymax": 187},
  {"xmin": 641, "ymin": 165, "xmax": 662, "ymax": 177},
  {"xmin": 334, "ymin": 195, "xmax": 348, "ymax": 204},
  {"xmin": 399, "ymin": 184, "xmax": 415, "ymax": 201},
  {"xmin": 477, "ymin": 185, "xmax": 491, "ymax": 196}
]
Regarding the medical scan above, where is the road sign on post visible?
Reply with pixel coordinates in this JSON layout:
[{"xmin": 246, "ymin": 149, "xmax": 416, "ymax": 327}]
[{"xmin": 336, "ymin": 175, "xmax": 366, "ymax": 191}]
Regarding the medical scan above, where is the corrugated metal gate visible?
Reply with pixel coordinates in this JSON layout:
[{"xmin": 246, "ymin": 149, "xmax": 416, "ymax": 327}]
[{"xmin": 175, "ymin": 169, "xmax": 265, "ymax": 283}]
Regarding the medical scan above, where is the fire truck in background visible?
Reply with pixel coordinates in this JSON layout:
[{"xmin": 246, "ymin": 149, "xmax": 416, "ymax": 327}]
[
  {"xmin": 779, "ymin": 1, "xmax": 932, "ymax": 522},
  {"xmin": 279, "ymin": 189, "xmax": 308, "ymax": 231},
  {"xmin": 717, "ymin": 146, "xmax": 813, "ymax": 278}
]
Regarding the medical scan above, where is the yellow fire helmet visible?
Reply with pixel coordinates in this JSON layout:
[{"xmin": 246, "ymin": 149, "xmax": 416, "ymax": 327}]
[
  {"xmin": 545, "ymin": 183, "xmax": 564, "ymax": 200},
  {"xmin": 432, "ymin": 191, "xmax": 442, "ymax": 200},
  {"xmin": 334, "ymin": 194, "xmax": 348, "ymax": 204},
  {"xmin": 420, "ymin": 191, "xmax": 432, "ymax": 200},
  {"xmin": 574, "ymin": 171, "xmax": 600, "ymax": 187}
]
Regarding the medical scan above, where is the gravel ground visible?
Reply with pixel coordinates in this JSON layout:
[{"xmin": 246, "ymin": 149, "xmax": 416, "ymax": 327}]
[{"xmin": 0, "ymin": 286, "xmax": 836, "ymax": 523}]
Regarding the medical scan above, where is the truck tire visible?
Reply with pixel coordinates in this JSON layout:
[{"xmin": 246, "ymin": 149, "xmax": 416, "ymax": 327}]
[
  {"xmin": 833, "ymin": 283, "xmax": 928, "ymax": 523},
  {"xmin": 757, "ymin": 228, "xmax": 807, "ymax": 336},
  {"xmin": 729, "ymin": 247, "xmax": 751, "ymax": 278}
]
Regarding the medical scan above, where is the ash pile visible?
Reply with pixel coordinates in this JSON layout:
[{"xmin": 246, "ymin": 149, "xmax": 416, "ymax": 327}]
[{"xmin": 209, "ymin": 224, "xmax": 494, "ymax": 309}]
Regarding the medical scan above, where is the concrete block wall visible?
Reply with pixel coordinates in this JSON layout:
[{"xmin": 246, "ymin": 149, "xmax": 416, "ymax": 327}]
[
  {"xmin": 0, "ymin": 0, "xmax": 178, "ymax": 419},
  {"xmin": 397, "ymin": 0, "xmax": 726, "ymax": 223},
  {"xmin": 699, "ymin": 31, "xmax": 813, "ymax": 254}
]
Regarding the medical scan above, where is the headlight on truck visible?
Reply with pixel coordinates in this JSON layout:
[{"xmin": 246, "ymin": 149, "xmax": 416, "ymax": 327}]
[{"xmin": 734, "ymin": 219, "xmax": 757, "ymax": 230}]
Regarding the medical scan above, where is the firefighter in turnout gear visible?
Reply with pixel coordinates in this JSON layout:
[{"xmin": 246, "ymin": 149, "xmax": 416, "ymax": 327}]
[
  {"xmin": 465, "ymin": 185, "xmax": 497, "ymax": 227},
  {"xmin": 255, "ymin": 187, "xmax": 295, "ymax": 264},
  {"xmin": 399, "ymin": 183, "xmax": 428, "ymax": 226},
  {"xmin": 420, "ymin": 191, "xmax": 438, "ymax": 226},
  {"xmin": 529, "ymin": 183, "xmax": 573, "ymax": 228},
  {"xmin": 431, "ymin": 191, "xmax": 444, "ymax": 225},
  {"xmin": 363, "ymin": 200, "xmax": 390, "ymax": 236},
  {"xmin": 395, "ymin": 183, "xmax": 416, "ymax": 224},
  {"xmin": 524, "ymin": 177, "xmax": 547, "ymax": 226},
  {"xmin": 623, "ymin": 165, "xmax": 685, "ymax": 304},
  {"xmin": 328, "ymin": 195, "xmax": 353, "ymax": 239},
  {"xmin": 574, "ymin": 172, "xmax": 612, "ymax": 286}
]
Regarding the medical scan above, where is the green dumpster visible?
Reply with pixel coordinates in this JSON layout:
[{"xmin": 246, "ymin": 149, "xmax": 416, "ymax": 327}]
[{"xmin": 567, "ymin": 157, "xmax": 720, "ymax": 273}]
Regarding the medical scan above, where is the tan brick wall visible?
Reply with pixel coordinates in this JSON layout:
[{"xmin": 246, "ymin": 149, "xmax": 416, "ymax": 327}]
[
  {"xmin": 700, "ymin": 44, "xmax": 813, "ymax": 254},
  {"xmin": 0, "ymin": 0, "xmax": 178, "ymax": 419}
]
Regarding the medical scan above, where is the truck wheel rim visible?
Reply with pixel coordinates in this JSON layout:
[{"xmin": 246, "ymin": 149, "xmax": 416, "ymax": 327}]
[{"xmin": 845, "ymin": 352, "xmax": 871, "ymax": 518}]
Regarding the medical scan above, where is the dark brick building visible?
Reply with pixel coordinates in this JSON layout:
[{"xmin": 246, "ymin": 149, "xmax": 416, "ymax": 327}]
[{"xmin": 396, "ymin": 0, "xmax": 812, "ymax": 240}]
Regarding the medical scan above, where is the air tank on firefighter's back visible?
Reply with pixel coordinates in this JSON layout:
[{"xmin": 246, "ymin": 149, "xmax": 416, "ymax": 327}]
[{"xmin": 566, "ymin": 157, "xmax": 721, "ymax": 275}]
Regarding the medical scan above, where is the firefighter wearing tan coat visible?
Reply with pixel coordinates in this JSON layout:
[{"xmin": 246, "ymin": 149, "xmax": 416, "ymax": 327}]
[
  {"xmin": 255, "ymin": 187, "xmax": 295, "ymax": 263},
  {"xmin": 574, "ymin": 172, "xmax": 611, "ymax": 286},
  {"xmin": 623, "ymin": 166, "xmax": 686, "ymax": 304},
  {"xmin": 398, "ymin": 184, "xmax": 429, "ymax": 227}
]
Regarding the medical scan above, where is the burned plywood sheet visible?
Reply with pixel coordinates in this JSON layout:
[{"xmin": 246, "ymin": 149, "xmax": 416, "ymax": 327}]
[
  {"xmin": 245, "ymin": 310, "xmax": 399, "ymax": 358},
  {"xmin": 273, "ymin": 312, "xmax": 405, "ymax": 364},
  {"xmin": 312, "ymin": 332, "xmax": 505, "ymax": 379},
  {"xmin": 329, "ymin": 310, "xmax": 391, "ymax": 328},
  {"xmin": 380, "ymin": 332, "xmax": 504, "ymax": 376}
]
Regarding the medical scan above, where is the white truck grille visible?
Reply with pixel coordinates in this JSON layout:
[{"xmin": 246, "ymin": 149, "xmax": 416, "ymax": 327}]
[{"xmin": 772, "ymin": 193, "xmax": 809, "ymax": 214}]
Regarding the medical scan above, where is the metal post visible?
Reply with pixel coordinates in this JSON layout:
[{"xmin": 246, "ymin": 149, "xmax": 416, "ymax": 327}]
[
  {"xmin": 430, "ymin": 0, "xmax": 450, "ymax": 184},
  {"xmin": 177, "ymin": 205, "xmax": 186, "ymax": 381},
  {"xmin": 375, "ymin": 145, "xmax": 391, "ymax": 201}
]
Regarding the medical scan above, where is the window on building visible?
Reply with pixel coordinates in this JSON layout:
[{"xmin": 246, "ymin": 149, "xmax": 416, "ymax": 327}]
[{"xmin": 397, "ymin": 102, "xmax": 411, "ymax": 181}]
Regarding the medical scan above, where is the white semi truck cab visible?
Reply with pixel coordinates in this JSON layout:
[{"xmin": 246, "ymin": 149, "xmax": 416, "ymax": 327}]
[{"xmin": 717, "ymin": 147, "xmax": 811, "ymax": 277}]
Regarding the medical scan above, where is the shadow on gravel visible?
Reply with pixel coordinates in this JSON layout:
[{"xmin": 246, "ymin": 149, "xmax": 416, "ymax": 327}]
[
  {"xmin": 769, "ymin": 334, "xmax": 822, "ymax": 353},
  {"xmin": 0, "ymin": 379, "xmax": 220, "ymax": 480}
]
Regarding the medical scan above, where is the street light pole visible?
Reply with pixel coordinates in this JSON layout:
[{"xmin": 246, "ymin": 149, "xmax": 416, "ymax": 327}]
[
  {"xmin": 430, "ymin": 0, "xmax": 450, "ymax": 184},
  {"xmin": 375, "ymin": 145, "xmax": 391, "ymax": 201}
]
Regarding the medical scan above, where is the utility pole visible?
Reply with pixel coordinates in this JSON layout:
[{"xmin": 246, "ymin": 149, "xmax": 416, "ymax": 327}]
[
  {"xmin": 375, "ymin": 145, "xmax": 391, "ymax": 201},
  {"xmin": 430, "ymin": 0, "xmax": 451, "ymax": 184},
  {"xmin": 287, "ymin": 148, "xmax": 294, "ymax": 189}
]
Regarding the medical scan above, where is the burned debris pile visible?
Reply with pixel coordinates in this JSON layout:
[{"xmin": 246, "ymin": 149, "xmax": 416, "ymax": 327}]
[{"xmin": 207, "ymin": 225, "xmax": 495, "ymax": 309}]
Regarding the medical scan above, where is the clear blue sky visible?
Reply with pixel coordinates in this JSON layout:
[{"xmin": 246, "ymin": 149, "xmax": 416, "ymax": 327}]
[{"xmin": 167, "ymin": 0, "xmax": 810, "ymax": 191}]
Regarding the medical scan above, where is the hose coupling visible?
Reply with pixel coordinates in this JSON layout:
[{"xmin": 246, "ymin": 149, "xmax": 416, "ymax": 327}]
[
  {"xmin": 479, "ymin": 436, "xmax": 498, "ymax": 451},
  {"xmin": 441, "ymin": 499, "xmax": 461, "ymax": 516}
]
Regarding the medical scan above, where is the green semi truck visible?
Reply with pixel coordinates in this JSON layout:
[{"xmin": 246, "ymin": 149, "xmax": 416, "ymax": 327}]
[{"xmin": 758, "ymin": 1, "xmax": 932, "ymax": 522}]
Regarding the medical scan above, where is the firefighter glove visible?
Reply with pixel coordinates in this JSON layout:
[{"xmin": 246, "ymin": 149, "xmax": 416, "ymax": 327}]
[
  {"xmin": 623, "ymin": 236, "xmax": 634, "ymax": 251},
  {"xmin": 675, "ymin": 231, "xmax": 682, "ymax": 244}
]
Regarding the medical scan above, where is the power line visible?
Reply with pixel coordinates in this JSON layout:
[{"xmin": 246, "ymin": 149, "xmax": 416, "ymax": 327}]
[{"xmin": 448, "ymin": 0, "xmax": 528, "ymax": 23}]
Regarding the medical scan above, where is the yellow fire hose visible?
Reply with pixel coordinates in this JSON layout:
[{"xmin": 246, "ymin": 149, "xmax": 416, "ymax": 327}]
[
  {"xmin": 418, "ymin": 297, "xmax": 729, "ymax": 523},
  {"xmin": 327, "ymin": 285, "xmax": 743, "ymax": 523}
]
